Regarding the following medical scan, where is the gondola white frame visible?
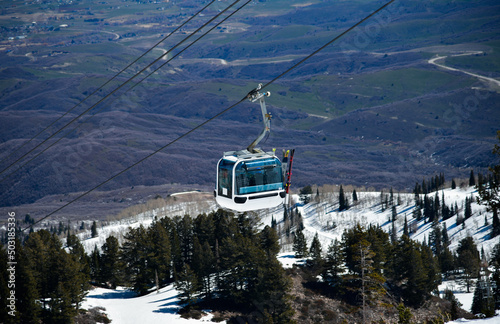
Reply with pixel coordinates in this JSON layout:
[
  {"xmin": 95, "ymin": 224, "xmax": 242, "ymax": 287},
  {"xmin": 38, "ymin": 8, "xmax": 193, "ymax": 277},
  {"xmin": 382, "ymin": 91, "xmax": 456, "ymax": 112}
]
[{"xmin": 215, "ymin": 150, "xmax": 286, "ymax": 212}]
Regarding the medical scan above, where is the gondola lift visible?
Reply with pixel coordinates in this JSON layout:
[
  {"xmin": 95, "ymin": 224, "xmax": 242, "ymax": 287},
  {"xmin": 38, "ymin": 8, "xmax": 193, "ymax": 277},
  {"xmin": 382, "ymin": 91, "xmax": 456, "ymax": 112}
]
[{"xmin": 214, "ymin": 84, "xmax": 294, "ymax": 212}]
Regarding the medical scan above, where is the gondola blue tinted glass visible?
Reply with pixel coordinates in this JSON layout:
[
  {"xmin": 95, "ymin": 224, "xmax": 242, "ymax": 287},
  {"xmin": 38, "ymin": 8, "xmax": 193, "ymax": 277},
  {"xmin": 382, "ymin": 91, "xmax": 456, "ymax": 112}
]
[
  {"xmin": 218, "ymin": 159, "xmax": 234, "ymax": 198},
  {"xmin": 235, "ymin": 158, "xmax": 283, "ymax": 195}
]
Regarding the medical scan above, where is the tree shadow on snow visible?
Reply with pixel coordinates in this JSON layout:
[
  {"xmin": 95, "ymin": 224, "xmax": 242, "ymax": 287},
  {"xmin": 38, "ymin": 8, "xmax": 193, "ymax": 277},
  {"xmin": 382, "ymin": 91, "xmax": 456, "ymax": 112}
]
[
  {"xmin": 87, "ymin": 290, "xmax": 138, "ymax": 299},
  {"xmin": 152, "ymin": 300, "xmax": 180, "ymax": 314},
  {"xmin": 149, "ymin": 295, "xmax": 177, "ymax": 304},
  {"xmin": 279, "ymin": 253, "xmax": 296, "ymax": 259}
]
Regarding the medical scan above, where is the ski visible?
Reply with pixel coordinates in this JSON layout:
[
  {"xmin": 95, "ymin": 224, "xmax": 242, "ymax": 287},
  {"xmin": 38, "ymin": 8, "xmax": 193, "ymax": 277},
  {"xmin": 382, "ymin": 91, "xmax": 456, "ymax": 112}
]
[{"xmin": 284, "ymin": 149, "xmax": 295, "ymax": 194}]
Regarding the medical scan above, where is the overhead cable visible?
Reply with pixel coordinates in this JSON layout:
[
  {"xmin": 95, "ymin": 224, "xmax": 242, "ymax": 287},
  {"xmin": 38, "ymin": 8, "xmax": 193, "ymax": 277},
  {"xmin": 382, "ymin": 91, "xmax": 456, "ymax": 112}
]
[
  {"xmin": 0, "ymin": 0, "xmax": 222, "ymax": 177},
  {"xmin": 2, "ymin": 0, "xmax": 248, "ymax": 185},
  {"xmin": 1, "ymin": 0, "xmax": 243, "ymax": 183},
  {"xmin": 23, "ymin": 0, "xmax": 396, "ymax": 231}
]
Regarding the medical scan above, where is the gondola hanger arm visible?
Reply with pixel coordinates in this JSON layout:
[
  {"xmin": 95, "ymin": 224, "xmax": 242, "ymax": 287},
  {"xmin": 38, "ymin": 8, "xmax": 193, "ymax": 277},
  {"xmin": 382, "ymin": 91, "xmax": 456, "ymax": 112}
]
[{"xmin": 246, "ymin": 84, "xmax": 272, "ymax": 153}]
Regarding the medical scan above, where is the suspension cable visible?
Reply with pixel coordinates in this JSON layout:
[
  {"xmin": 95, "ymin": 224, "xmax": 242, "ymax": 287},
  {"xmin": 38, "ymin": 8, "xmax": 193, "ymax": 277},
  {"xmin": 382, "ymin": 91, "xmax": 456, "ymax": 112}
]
[
  {"xmin": 23, "ymin": 0, "xmax": 396, "ymax": 231},
  {"xmin": 1, "ymin": 0, "xmax": 248, "ymax": 184},
  {"xmin": 0, "ymin": 0, "xmax": 216, "ymax": 172},
  {"xmin": 0, "ymin": 0, "xmax": 234, "ymax": 178}
]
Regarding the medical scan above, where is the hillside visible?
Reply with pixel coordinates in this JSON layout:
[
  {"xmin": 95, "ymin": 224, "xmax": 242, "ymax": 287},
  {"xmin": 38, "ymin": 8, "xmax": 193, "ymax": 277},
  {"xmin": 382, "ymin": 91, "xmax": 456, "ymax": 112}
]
[
  {"xmin": 1, "ymin": 0, "xmax": 499, "ymax": 212},
  {"xmin": 69, "ymin": 185, "xmax": 500, "ymax": 323},
  {"xmin": 77, "ymin": 186, "xmax": 498, "ymax": 262}
]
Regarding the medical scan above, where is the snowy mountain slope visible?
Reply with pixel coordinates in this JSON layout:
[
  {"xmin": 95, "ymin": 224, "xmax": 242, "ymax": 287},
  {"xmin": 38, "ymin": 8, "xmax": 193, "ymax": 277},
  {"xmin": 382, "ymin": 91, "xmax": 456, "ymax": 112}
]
[
  {"xmin": 82, "ymin": 284, "xmax": 214, "ymax": 324},
  {"xmin": 78, "ymin": 191, "xmax": 217, "ymax": 253},
  {"xmin": 286, "ymin": 187, "xmax": 499, "ymax": 258},
  {"xmin": 79, "ymin": 186, "xmax": 500, "ymax": 323},
  {"xmin": 273, "ymin": 186, "xmax": 499, "ymax": 318},
  {"xmin": 79, "ymin": 186, "xmax": 498, "ymax": 257}
]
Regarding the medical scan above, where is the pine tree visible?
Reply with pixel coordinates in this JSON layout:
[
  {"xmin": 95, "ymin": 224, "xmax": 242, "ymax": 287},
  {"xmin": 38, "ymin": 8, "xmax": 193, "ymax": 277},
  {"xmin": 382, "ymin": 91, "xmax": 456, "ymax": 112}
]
[
  {"xmin": 452, "ymin": 178, "xmax": 457, "ymax": 189},
  {"xmin": 414, "ymin": 182, "xmax": 421, "ymax": 196},
  {"xmin": 413, "ymin": 206, "xmax": 422, "ymax": 221},
  {"xmin": 469, "ymin": 169, "xmax": 476, "ymax": 187},
  {"xmin": 57, "ymin": 221, "xmax": 64, "ymax": 235},
  {"xmin": 492, "ymin": 208, "xmax": 500, "ymax": 237},
  {"xmin": 101, "ymin": 235, "xmax": 121, "ymax": 288},
  {"xmin": 464, "ymin": 197, "xmax": 472, "ymax": 219},
  {"xmin": 365, "ymin": 225, "xmax": 391, "ymax": 273},
  {"xmin": 24, "ymin": 229, "xmax": 88, "ymax": 321},
  {"xmin": 391, "ymin": 205, "xmax": 397, "ymax": 222},
  {"xmin": 422, "ymin": 179, "xmax": 428, "ymax": 195},
  {"xmin": 440, "ymin": 247, "xmax": 455, "ymax": 278},
  {"xmin": 490, "ymin": 242, "xmax": 500, "ymax": 306},
  {"xmin": 177, "ymin": 215, "xmax": 194, "ymax": 266},
  {"xmin": 193, "ymin": 213, "xmax": 215, "ymax": 248},
  {"xmin": 191, "ymin": 236, "xmax": 204, "ymax": 287},
  {"xmin": 175, "ymin": 263, "xmax": 199, "ymax": 307},
  {"xmin": 379, "ymin": 190, "xmax": 384, "ymax": 211},
  {"xmin": 391, "ymin": 216, "xmax": 397, "ymax": 244},
  {"xmin": 420, "ymin": 243, "xmax": 441, "ymax": 295},
  {"xmin": 308, "ymin": 232, "xmax": 323, "ymax": 268},
  {"xmin": 392, "ymin": 236, "xmax": 429, "ymax": 306},
  {"xmin": 323, "ymin": 239, "xmax": 344, "ymax": 291},
  {"xmin": 471, "ymin": 278, "xmax": 495, "ymax": 317},
  {"xmin": 256, "ymin": 258, "xmax": 295, "ymax": 324},
  {"xmin": 49, "ymin": 281, "xmax": 76, "ymax": 323},
  {"xmin": 292, "ymin": 228, "xmax": 308, "ymax": 258},
  {"xmin": 121, "ymin": 225, "xmax": 154, "ymax": 295},
  {"xmin": 89, "ymin": 244, "xmax": 101, "ymax": 284},
  {"xmin": 339, "ymin": 185, "xmax": 347, "ymax": 211},
  {"xmin": 429, "ymin": 223, "xmax": 443, "ymax": 257},
  {"xmin": 24, "ymin": 230, "xmax": 60, "ymax": 310},
  {"xmin": 148, "ymin": 222, "xmax": 172, "ymax": 285},
  {"xmin": 444, "ymin": 289, "xmax": 462, "ymax": 320},
  {"xmin": 11, "ymin": 240, "xmax": 40, "ymax": 323},
  {"xmin": 403, "ymin": 217, "xmax": 409, "ymax": 238},
  {"xmin": 91, "ymin": 221, "xmax": 98, "ymax": 238},
  {"xmin": 456, "ymin": 236, "xmax": 480, "ymax": 293},
  {"xmin": 170, "ymin": 229, "xmax": 183, "ymax": 278},
  {"xmin": 199, "ymin": 241, "xmax": 215, "ymax": 299},
  {"xmin": 50, "ymin": 251, "xmax": 82, "ymax": 321},
  {"xmin": 65, "ymin": 233, "xmax": 90, "ymax": 311},
  {"xmin": 423, "ymin": 194, "xmax": 433, "ymax": 223},
  {"xmin": 254, "ymin": 227, "xmax": 295, "ymax": 324},
  {"xmin": 353, "ymin": 189, "xmax": 358, "ymax": 203},
  {"xmin": 219, "ymin": 234, "xmax": 260, "ymax": 304},
  {"xmin": 260, "ymin": 225, "xmax": 280, "ymax": 258}
]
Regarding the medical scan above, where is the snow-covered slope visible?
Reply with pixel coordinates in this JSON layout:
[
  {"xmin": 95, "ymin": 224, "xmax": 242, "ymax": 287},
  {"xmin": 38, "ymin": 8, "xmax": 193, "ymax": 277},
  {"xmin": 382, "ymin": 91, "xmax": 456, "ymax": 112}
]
[
  {"xmin": 291, "ymin": 187, "xmax": 498, "ymax": 258},
  {"xmin": 276, "ymin": 186, "xmax": 499, "ymax": 318},
  {"xmin": 80, "ymin": 186, "xmax": 500, "ymax": 323},
  {"xmin": 82, "ymin": 284, "xmax": 214, "ymax": 323},
  {"xmin": 78, "ymin": 191, "xmax": 217, "ymax": 253}
]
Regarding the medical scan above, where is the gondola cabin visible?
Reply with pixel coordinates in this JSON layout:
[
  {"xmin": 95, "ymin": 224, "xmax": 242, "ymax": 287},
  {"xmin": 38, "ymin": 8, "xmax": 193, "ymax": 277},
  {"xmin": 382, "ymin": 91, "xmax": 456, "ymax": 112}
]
[{"xmin": 215, "ymin": 150, "xmax": 286, "ymax": 212}]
